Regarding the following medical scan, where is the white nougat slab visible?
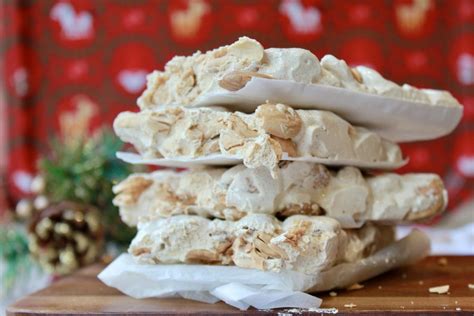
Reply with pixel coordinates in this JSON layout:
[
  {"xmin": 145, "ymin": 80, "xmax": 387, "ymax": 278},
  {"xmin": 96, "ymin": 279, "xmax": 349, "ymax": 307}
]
[{"xmin": 98, "ymin": 230, "xmax": 430, "ymax": 310}]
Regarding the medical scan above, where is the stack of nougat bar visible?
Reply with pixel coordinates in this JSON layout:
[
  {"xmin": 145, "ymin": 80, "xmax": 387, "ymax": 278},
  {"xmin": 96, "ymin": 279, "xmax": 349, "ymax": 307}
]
[{"xmin": 112, "ymin": 37, "xmax": 454, "ymax": 279}]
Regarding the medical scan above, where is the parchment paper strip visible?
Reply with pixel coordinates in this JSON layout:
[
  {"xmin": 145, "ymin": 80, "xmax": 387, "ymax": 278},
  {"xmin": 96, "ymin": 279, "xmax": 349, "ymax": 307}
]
[
  {"xmin": 98, "ymin": 230, "xmax": 429, "ymax": 310},
  {"xmin": 116, "ymin": 151, "xmax": 408, "ymax": 170},
  {"xmin": 193, "ymin": 78, "xmax": 462, "ymax": 143}
]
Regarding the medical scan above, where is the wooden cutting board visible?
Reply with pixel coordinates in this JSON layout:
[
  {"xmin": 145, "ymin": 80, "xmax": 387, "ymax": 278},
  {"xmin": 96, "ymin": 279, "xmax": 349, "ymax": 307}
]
[{"xmin": 7, "ymin": 256, "xmax": 474, "ymax": 315}]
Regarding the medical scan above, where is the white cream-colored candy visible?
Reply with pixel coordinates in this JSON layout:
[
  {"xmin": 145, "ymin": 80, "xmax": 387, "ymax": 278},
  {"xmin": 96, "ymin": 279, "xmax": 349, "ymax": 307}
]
[
  {"xmin": 113, "ymin": 162, "xmax": 447, "ymax": 228},
  {"xmin": 422, "ymin": 89, "xmax": 460, "ymax": 106},
  {"xmin": 259, "ymin": 48, "xmax": 321, "ymax": 84},
  {"xmin": 138, "ymin": 37, "xmax": 265, "ymax": 108},
  {"xmin": 320, "ymin": 55, "xmax": 366, "ymax": 92},
  {"xmin": 128, "ymin": 214, "xmax": 394, "ymax": 275},
  {"xmin": 354, "ymin": 66, "xmax": 402, "ymax": 98},
  {"xmin": 113, "ymin": 104, "xmax": 403, "ymax": 175},
  {"xmin": 137, "ymin": 37, "xmax": 460, "ymax": 108}
]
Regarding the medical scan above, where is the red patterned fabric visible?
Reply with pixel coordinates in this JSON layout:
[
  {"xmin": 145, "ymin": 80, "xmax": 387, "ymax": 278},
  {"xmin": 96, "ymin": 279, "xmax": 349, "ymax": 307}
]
[{"xmin": 1, "ymin": 0, "xmax": 473, "ymax": 216}]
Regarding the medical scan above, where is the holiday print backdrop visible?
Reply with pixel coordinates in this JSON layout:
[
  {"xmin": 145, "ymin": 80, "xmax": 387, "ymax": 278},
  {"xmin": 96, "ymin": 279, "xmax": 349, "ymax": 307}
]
[{"xmin": 0, "ymin": 0, "xmax": 473, "ymax": 217}]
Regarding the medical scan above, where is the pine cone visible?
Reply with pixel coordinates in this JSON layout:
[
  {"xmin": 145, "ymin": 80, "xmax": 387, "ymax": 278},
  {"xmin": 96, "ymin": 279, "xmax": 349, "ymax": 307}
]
[{"xmin": 28, "ymin": 201, "xmax": 104, "ymax": 275}]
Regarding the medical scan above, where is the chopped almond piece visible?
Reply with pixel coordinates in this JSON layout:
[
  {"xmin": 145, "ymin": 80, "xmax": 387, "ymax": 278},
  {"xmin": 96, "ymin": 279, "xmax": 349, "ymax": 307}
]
[{"xmin": 429, "ymin": 285, "xmax": 449, "ymax": 294}]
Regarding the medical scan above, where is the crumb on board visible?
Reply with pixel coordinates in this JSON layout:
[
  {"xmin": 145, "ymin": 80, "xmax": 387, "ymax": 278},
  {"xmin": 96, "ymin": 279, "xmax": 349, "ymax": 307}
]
[
  {"xmin": 101, "ymin": 254, "xmax": 114, "ymax": 264},
  {"xmin": 468, "ymin": 283, "xmax": 474, "ymax": 289},
  {"xmin": 429, "ymin": 285, "xmax": 450, "ymax": 294},
  {"xmin": 307, "ymin": 307, "xmax": 339, "ymax": 314},
  {"xmin": 456, "ymin": 307, "xmax": 462, "ymax": 311},
  {"xmin": 329, "ymin": 291, "xmax": 337, "ymax": 297},
  {"xmin": 378, "ymin": 285, "xmax": 382, "ymax": 290},
  {"xmin": 346, "ymin": 283, "xmax": 364, "ymax": 291},
  {"xmin": 344, "ymin": 303, "xmax": 357, "ymax": 308},
  {"xmin": 283, "ymin": 308, "xmax": 339, "ymax": 314},
  {"xmin": 418, "ymin": 280, "xmax": 424, "ymax": 285},
  {"xmin": 402, "ymin": 273, "xmax": 407, "ymax": 279},
  {"xmin": 280, "ymin": 309, "xmax": 302, "ymax": 315},
  {"xmin": 437, "ymin": 257, "xmax": 448, "ymax": 266},
  {"xmin": 410, "ymin": 301, "xmax": 414, "ymax": 305}
]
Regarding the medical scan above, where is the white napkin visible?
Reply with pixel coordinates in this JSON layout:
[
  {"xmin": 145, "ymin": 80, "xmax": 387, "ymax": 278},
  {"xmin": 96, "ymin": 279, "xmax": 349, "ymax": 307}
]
[{"xmin": 98, "ymin": 230, "xmax": 429, "ymax": 310}]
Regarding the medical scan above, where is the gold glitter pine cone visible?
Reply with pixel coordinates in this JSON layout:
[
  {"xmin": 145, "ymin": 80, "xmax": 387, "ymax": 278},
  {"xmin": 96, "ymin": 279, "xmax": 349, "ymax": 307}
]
[{"xmin": 28, "ymin": 201, "xmax": 104, "ymax": 275}]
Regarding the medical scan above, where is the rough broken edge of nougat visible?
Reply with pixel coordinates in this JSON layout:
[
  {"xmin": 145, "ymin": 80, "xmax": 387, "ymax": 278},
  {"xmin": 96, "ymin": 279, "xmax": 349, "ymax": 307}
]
[
  {"xmin": 112, "ymin": 162, "xmax": 447, "ymax": 228},
  {"xmin": 137, "ymin": 37, "xmax": 460, "ymax": 109},
  {"xmin": 113, "ymin": 103, "xmax": 403, "ymax": 175},
  {"xmin": 128, "ymin": 214, "xmax": 395, "ymax": 275}
]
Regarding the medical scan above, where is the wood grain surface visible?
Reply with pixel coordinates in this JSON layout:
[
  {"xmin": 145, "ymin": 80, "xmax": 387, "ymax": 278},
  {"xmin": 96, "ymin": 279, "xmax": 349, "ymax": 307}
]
[{"xmin": 7, "ymin": 256, "xmax": 474, "ymax": 315}]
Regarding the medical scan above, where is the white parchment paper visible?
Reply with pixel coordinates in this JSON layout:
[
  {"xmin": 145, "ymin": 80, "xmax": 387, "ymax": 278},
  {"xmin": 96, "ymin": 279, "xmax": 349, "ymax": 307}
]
[
  {"xmin": 116, "ymin": 152, "xmax": 408, "ymax": 170},
  {"xmin": 192, "ymin": 78, "xmax": 463, "ymax": 143},
  {"xmin": 98, "ymin": 230, "xmax": 429, "ymax": 310}
]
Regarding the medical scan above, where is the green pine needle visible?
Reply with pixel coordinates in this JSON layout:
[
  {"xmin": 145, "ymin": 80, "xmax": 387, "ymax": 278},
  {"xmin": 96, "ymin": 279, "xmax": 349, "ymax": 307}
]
[{"xmin": 39, "ymin": 128, "xmax": 138, "ymax": 244}]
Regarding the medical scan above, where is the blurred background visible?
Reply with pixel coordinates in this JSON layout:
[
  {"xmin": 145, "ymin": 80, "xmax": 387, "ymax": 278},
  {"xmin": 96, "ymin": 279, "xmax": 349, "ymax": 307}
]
[{"xmin": 0, "ymin": 0, "xmax": 473, "ymax": 312}]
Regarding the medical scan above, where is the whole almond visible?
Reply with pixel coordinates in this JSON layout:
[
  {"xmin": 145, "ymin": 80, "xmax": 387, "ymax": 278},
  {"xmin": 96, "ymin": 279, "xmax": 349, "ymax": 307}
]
[
  {"xmin": 256, "ymin": 103, "xmax": 302, "ymax": 139},
  {"xmin": 227, "ymin": 115, "xmax": 259, "ymax": 138},
  {"xmin": 271, "ymin": 136, "xmax": 298, "ymax": 157},
  {"xmin": 219, "ymin": 71, "xmax": 272, "ymax": 91},
  {"xmin": 350, "ymin": 68, "xmax": 363, "ymax": 83},
  {"xmin": 185, "ymin": 249, "xmax": 221, "ymax": 264},
  {"xmin": 113, "ymin": 177, "xmax": 153, "ymax": 206},
  {"xmin": 220, "ymin": 130, "xmax": 245, "ymax": 153}
]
